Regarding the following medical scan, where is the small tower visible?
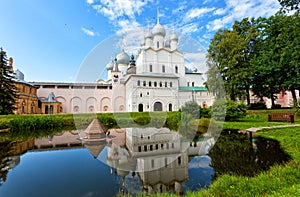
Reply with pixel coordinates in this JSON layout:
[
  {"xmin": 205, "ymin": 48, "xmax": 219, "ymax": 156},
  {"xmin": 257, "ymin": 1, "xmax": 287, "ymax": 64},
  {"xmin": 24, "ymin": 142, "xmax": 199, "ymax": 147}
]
[
  {"xmin": 112, "ymin": 58, "xmax": 120, "ymax": 83},
  {"xmin": 152, "ymin": 9, "xmax": 166, "ymax": 49},
  {"xmin": 106, "ymin": 57, "xmax": 114, "ymax": 79},
  {"xmin": 170, "ymin": 22, "xmax": 178, "ymax": 50},
  {"xmin": 144, "ymin": 18, "xmax": 153, "ymax": 47},
  {"xmin": 127, "ymin": 54, "xmax": 136, "ymax": 75}
]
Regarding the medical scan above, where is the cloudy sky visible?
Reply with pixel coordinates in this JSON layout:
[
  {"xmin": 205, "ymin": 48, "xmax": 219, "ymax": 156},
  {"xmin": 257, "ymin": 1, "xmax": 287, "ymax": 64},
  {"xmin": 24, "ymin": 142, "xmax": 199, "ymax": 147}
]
[{"xmin": 0, "ymin": 0, "xmax": 281, "ymax": 82}]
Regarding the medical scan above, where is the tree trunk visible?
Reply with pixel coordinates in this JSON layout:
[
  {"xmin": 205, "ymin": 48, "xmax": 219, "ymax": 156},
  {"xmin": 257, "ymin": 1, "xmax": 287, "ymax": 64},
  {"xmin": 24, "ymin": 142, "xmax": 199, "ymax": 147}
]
[
  {"xmin": 271, "ymin": 92, "xmax": 275, "ymax": 108},
  {"xmin": 290, "ymin": 87, "xmax": 298, "ymax": 107},
  {"xmin": 245, "ymin": 86, "xmax": 251, "ymax": 106}
]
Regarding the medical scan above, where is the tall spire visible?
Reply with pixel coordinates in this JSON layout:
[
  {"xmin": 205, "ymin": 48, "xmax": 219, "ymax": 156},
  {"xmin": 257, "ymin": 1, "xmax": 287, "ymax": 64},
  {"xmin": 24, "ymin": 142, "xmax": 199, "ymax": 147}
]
[{"xmin": 157, "ymin": 8, "xmax": 160, "ymax": 24}]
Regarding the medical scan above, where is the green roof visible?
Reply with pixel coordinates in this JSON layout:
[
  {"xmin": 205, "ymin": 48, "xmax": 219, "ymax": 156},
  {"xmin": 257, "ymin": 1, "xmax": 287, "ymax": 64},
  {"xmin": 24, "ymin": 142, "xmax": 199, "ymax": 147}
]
[{"xmin": 179, "ymin": 86, "xmax": 207, "ymax": 91}]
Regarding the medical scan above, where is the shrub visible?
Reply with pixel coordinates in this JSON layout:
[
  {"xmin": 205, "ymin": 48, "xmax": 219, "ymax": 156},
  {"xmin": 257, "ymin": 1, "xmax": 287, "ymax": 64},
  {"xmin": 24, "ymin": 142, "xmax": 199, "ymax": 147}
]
[
  {"xmin": 225, "ymin": 100, "xmax": 247, "ymax": 121},
  {"xmin": 248, "ymin": 102, "xmax": 267, "ymax": 110}
]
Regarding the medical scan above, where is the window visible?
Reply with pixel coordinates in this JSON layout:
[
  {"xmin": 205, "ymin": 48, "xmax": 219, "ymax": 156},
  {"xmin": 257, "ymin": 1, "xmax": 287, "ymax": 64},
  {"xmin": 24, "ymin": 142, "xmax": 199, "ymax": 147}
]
[
  {"xmin": 169, "ymin": 103, "xmax": 172, "ymax": 111},
  {"xmin": 150, "ymin": 64, "xmax": 152, "ymax": 72},
  {"xmin": 144, "ymin": 145, "xmax": 147, "ymax": 152},
  {"xmin": 143, "ymin": 81, "xmax": 146, "ymax": 86},
  {"xmin": 175, "ymin": 65, "xmax": 178, "ymax": 73},
  {"xmin": 154, "ymin": 82, "xmax": 157, "ymax": 87},
  {"xmin": 159, "ymin": 82, "xmax": 162, "ymax": 87},
  {"xmin": 140, "ymin": 93, "xmax": 142, "ymax": 97},
  {"xmin": 162, "ymin": 65, "xmax": 165, "ymax": 73},
  {"xmin": 137, "ymin": 80, "xmax": 140, "ymax": 86},
  {"xmin": 148, "ymin": 81, "xmax": 151, "ymax": 87},
  {"xmin": 178, "ymin": 156, "xmax": 181, "ymax": 165},
  {"xmin": 138, "ymin": 146, "xmax": 141, "ymax": 152},
  {"xmin": 170, "ymin": 82, "xmax": 172, "ymax": 87},
  {"xmin": 157, "ymin": 41, "xmax": 159, "ymax": 48},
  {"xmin": 165, "ymin": 82, "xmax": 167, "ymax": 87},
  {"xmin": 187, "ymin": 82, "xmax": 190, "ymax": 87},
  {"xmin": 151, "ymin": 159, "xmax": 154, "ymax": 168},
  {"xmin": 192, "ymin": 82, "xmax": 195, "ymax": 87}
]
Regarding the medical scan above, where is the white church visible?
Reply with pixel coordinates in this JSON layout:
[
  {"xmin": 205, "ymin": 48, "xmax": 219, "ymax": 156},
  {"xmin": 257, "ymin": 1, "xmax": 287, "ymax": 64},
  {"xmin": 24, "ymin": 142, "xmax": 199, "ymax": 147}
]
[{"xmin": 32, "ymin": 17, "xmax": 213, "ymax": 113}]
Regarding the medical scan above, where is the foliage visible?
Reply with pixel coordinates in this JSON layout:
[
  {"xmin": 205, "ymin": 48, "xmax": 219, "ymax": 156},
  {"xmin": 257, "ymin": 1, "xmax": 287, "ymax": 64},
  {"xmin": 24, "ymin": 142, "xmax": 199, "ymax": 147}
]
[
  {"xmin": 248, "ymin": 102, "xmax": 267, "ymax": 110},
  {"xmin": 0, "ymin": 48, "xmax": 18, "ymax": 115},
  {"xmin": 278, "ymin": 0, "xmax": 300, "ymax": 12},
  {"xmin": 180, "ymin": 101, "xmax": 200, "ymax": 119},
  {"xmin": 225, "ymin": 100, "xmax": 247, "ymax": 121},
  {"xmin": 206, "ymin": 18, "xmax": 258, "ymax": 105},
  {"xmin": 251, "ymin": 13, "xmax": 300, "ymax": 108}
]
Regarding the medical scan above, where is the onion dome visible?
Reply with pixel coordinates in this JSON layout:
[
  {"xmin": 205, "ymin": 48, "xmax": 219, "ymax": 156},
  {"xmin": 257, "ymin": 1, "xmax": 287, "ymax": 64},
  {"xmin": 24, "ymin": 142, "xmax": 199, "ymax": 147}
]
[
  {"xmin": 152, "ymin": 23, "xmax": 166, "ymax": 37},
  {"xmin": 144, "ymin": 31, "xmax": 153, "ymax": 39},
  {"xmin": 165, "ymin": 40, "xmax": 170, "ymax": 48},
  {"xmin": 170, "ymin": 33, "xmax": 178, "ymax": 42},
  {"xmin": 47, "ymin": 92, "xmax": 57, "ymax": 102},
  {"xmin": 15, "ymin": 69, "xmax": 24, "ymax": 81},
  {"xmin": 106, "ymin": 58, "xmax": 114, "ymax": 70},
  {"xmin": 116, "ymin": 49, "xmax": 130, "ymax": 65}
]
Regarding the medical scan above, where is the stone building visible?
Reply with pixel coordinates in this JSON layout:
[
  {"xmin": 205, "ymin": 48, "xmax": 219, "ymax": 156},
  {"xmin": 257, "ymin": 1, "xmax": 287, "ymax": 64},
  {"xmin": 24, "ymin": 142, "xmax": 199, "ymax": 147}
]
[{"xmin": 32, "ymin": 18, "xmax": 214, "ymax": 113}]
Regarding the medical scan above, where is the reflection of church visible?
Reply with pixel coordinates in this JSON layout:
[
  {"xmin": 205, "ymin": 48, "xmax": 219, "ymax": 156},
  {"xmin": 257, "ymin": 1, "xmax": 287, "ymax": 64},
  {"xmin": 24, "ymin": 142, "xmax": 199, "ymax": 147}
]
[
  {"xmin": 31, "ymin": 15, "xmax": 213, "ymax": 113},
  {"xmin": 101, "ymin": 127, "xmax": 215, "ymax": 195}
]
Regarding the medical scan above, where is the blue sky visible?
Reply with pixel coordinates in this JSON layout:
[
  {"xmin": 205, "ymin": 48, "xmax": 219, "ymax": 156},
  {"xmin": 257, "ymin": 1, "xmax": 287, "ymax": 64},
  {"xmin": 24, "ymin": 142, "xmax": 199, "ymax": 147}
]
[{"xmin": 0, "ymin": 0, "xmax": 281, "ymax": 82}]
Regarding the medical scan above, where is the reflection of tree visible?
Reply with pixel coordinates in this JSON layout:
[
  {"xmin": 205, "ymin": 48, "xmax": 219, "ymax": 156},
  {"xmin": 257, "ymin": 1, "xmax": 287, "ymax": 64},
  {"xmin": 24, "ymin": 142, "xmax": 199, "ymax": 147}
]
[
  {"xmin": 0, "ymin": 141, "xmax": 12, "ymax": 186},
  {"xmin": 209, "ymin": 130, "xmax": 291, "ymax": 180}
]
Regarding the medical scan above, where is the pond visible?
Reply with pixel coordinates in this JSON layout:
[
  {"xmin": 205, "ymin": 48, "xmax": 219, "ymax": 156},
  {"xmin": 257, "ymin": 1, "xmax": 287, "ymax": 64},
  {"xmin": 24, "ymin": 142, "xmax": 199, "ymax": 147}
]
[{"xmin": 0, "ymin": 128, "xmax": 291, "ymax": 197}]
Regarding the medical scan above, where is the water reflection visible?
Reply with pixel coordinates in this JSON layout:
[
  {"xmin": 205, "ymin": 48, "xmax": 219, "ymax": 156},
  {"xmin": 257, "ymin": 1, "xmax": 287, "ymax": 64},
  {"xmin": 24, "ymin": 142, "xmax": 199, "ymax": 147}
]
[
  {"xmin": 0, "ymin": 128, "xmax": 292, "ymax": 196},
  {"xmin": 209, "ymin": 130, "xmax": 291, "ymax": 179},
  {"xmin": 92, "ymin": 127, "xmax": 215, "ymax": 195}
]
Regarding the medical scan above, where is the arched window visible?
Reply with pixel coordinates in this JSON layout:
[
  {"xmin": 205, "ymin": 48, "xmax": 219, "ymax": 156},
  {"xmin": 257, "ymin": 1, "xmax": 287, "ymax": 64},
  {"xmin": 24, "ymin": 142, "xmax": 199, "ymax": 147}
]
[
  {"xmin": 154, "ymin": 101, "xmax": 163, "ymax": 111},
  {"xmin": 159, "ymin": 82, "xmax": 162, "ymax": 87},
  {"xmin": 162, "ymin": 65, "xmax": 165, "ymax": 73},
  {"xmin": 150, "ymin": 64, "xmax": 153, "ymax": 72},
  {"xmin": 169, "ymin": 103, "xmax": 172, "ymax": 111},
  {"xmin": 157, "ymin": 41, "xmax": 159, "ymax": 48},
  {"xmin": 192, "ymin": 82, "xmax": 195, "ymax": 87},
  {"xmin": 170, "ymin": 82, "xmax": 172, "ymax": 87},
  {"xmin": 154, "ymin": 82, "xmax": 157, "ymax": 87},
  {"xmin": 149, "ymin": 81, "xmax": 152, "ymax": 87},
  {"xmin": 175, "ymin": 65, "xmax": 178, "ymax": 73},
  {"xmin": 89, "ymin": 106, "xmax": 94, "ymax": 112},
  {"xmin": 165, "ymin": 82, "xmax": 167, "ymax": 87},
  {"xmin": 137, "ymin": 80, "xmax": 140, "ymax": 86},
  {"xmin": 143, "ymin": 81, "xmax": 146, "ymax": 86},
  {"xmin": 138, "ymin": 103, "xmax": 143, "ymax": 112}
]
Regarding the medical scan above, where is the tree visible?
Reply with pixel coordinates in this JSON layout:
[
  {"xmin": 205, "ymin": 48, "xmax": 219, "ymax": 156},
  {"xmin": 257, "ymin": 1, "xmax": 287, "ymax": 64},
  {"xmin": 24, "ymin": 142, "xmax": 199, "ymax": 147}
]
[
  {"xmin": 251, "ymin": 13, "xmax": 300, "ymax": 107},
  {"xmin": 206, "ymin": 18, "xmax": 259, "ymax": 105},
  {"xmin": 278, "ymin": 0, "xmax": 300, "ymax": 12},
  {"xmin": 0, "ymin": 48, "xmax": 18, "ymax": 114}
]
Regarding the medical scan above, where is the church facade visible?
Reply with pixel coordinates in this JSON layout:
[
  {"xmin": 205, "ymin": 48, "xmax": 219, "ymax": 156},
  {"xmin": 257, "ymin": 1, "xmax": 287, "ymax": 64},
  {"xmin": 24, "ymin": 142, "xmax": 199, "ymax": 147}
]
[{"xmin": 32, "ymin": 20, "xmax": 214, "ymax": 113}]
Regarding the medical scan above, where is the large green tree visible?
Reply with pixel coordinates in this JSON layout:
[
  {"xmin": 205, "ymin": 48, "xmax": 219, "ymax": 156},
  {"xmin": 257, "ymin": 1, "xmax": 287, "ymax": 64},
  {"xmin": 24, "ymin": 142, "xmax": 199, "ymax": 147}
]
[
  {"xmin": 0, "ymin": 48, "xmax": 18, "ymax": 114},
  {"xmin": 206, "ymin": 18, "xmax": 258, "ymax": 105},
  {"xmin": 251, "ymin": 13, "xmax": 300, "ymax": 107}
]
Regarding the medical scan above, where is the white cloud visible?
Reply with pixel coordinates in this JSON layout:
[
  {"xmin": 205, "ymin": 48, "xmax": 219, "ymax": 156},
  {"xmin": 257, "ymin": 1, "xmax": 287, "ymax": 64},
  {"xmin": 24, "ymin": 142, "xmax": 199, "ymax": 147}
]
[
  {"xmin": 213, "ymin": 8, "xmax": 226, "ymax": 15},
  {"xmin": 206, "ymin": 0, "xmax": 280, "ymax": 31},
  {"xmin": 86, "ymin": 0, "xmax": 94, "ymax": 4},
  {"xmin": 185, "ymin": 7, "xmax": 215, "ymax": 21},
  {"xmin": 91, "ymin": 0, "xmax": 151, "ymax": 21},
  {"xmin": 82, "ymin": 27, "xmax": 96, "ymax": 36}
]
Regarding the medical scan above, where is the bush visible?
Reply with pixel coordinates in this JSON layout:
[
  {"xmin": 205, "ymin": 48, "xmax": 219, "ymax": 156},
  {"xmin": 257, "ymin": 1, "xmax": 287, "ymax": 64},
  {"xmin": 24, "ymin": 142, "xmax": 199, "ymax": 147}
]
[
  {"xmin": 211, "ymin": 99, "xmax": 247, "ymax": 121},
  {"xmin": 248, "ymin": 102, "xmax": 267, "ymax": 110},
  {"xmin": 225, "ymin": 100, "xmax": 247, "ymax": 121}
]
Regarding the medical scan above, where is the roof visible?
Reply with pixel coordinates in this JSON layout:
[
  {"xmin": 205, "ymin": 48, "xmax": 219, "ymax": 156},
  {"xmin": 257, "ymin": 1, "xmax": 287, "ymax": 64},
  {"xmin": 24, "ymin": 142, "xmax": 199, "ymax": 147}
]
[{"xmin": 179, "ymin": 86, "xmax": 207, "ymax": 91}]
